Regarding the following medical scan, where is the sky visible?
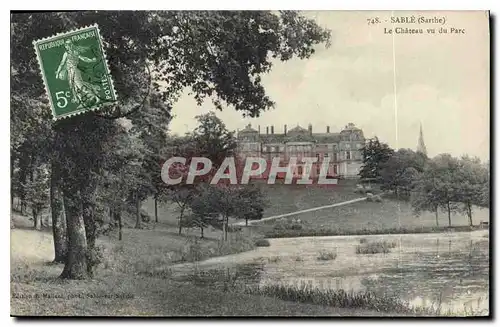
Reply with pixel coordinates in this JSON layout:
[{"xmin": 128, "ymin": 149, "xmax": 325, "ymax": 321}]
[{"xmin": 167, "ymin": 11, "xmax": 490, "ymax": 161}]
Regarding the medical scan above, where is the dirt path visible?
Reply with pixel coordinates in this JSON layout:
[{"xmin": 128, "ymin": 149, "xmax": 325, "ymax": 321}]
[
  {"xmin": 234, "ymin": 196, "xmax": 367, "ymax": 226},
  {"xmin": 11, "ymin": 213, "xmax": 54, "ymax": 265}
]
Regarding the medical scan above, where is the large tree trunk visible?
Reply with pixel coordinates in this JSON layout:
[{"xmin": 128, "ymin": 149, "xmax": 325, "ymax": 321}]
[
  {"xmin": 135, "ymin": 196, "xmax": 141, "ymax": 229},
  {"xmin": 19, "ymin": 152, "xmax": 28, "ymax": 215},
  {"xmin": 200, "ymin": 226, "xmax": 204, "ymax": 239},
  {"xmin": 33, "ymin": 209, "xmax": 41, "ymax": 230},
  {"xmin": 466, "ymin": 202, "xmax": 473, "ymax": 226},
  {"xmin": 154, "ymin": 195, "xmax": 158, "ymax": 223},
  {"xmin": 112, "ymin": 209, "xmax": 123, "ymax": 240},
  {"xmin": 447, "ymin": 201, "xmax": 452, "ymax": 227},
  {"xmin": 50, "ymin": 169, "xmax": 68, "ymax": 263},
  {"xmin": 60, "ymin": 193, "xmax": 88, "ymax": 280},
  {"xmin": 81, "ymin": 183, "xmax": 98, "ymax": 278},
  {"xmin": 435, "ymin": 207, "xmax": 439, "ymax": 227}
]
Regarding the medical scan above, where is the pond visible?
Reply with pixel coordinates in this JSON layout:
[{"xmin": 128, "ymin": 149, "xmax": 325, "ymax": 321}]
[{"xmin": 172, "ymin": 231, "xmax": 489, "ymax": 314}]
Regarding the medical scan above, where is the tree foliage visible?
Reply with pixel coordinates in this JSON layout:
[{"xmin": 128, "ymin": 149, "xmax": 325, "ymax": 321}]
[
  {"xmin": 411, "ymin": 154, "xmax": 489, "ymax": 227},
  {"xmin": 380, "ymin": 148, "xmax": 427, "ymax": 197},
  {"xmin": 359, "ymin": 137, "xmax": 394, "ymax": 183}
]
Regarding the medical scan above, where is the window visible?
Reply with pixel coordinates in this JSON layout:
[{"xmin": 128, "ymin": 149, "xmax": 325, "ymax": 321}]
[
  {"xmin": 333, "ymin": 165, "xmax": 338, "ymax": 174},
  {"xmin": 346, "ymin": 151, "xmax": 351, "ymax": 160},
  {"xmin": 324, "ymin": 153, "xmax": 329, "ymax": 158},
  {"xmin": 316, "ymin": 164, "xmax": 321, "ymax": 175},
  {"xmin": 316, "ymin": 153, "xmax": 320, "ymax": 161},
  {"xmin": 333, "ymin": 153, "xmax": 337, "ymax": 162},
  {"xmin": 297, "ymin": 166, "xmax": 303, "ymax": 175}
]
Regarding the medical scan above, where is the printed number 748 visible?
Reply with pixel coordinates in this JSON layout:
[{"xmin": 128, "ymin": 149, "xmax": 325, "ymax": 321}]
[
  {"xmin": 367, "ymin": 18, "xmax": 380, "ymax": 25},
  {"xmin": 55, "ymin": 91, "xmax": 71, "ymax": 109}
]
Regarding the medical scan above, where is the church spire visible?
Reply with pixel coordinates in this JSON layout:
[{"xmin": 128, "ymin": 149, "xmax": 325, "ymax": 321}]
[{"xmin": 417, "ymin": 122, "xmax": 427, "ymax": 156}]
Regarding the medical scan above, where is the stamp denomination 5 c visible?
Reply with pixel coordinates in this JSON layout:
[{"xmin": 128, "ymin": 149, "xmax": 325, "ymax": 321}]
[{"xmin": 33, "ymin": 24, "xmax": 117, "ymax": 121}]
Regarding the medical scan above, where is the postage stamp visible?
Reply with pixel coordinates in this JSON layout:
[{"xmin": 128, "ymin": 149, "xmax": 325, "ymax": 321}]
[{"xmin": 33, "ymin": 24, "xmax": 117, "ymax": 121}]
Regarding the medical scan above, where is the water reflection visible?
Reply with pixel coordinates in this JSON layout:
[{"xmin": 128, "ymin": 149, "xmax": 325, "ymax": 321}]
[{"xmin": 231, "ymin": 234, "xmax": 489, "ymax": 313}]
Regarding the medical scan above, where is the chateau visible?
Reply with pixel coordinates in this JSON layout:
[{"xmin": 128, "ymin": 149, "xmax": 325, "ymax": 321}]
[{"xmin": 236, "ymin": 123, "xmax": 365, "ymax": 179}]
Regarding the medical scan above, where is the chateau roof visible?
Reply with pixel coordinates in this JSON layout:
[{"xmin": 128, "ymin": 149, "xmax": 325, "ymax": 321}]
[
  {"xmin": 287, "ymin": 125, "xmax": 308, "ymax": 134},
  {"xmin": 237, "ymin": 123, "xmax": 363, "ymax": 143},
  {"xmin": 238, "ymin": 123, "xmax": 258, "ymax": 134}
]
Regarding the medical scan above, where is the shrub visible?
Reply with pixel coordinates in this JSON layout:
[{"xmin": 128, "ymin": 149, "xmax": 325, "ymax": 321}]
[
  {"xmin": 359, "ymin": 238, "xmax": 368, "ymax": 244},
  {"xmin": 356, "ymin": 240, "xmax": 397, "ymax": 254},
  {"xmin": 317, "ymin": 250, "xmax": 337, "ymax": 261},
  {"xmin": 244, "ymin": 284, "xmax": 443, "ymax": 315},
  {"xmin": 227, "ymin": 225, "xmax": 242, "ymax": 233},
  {"xmin": 273, "ymin": 219, "xmax": 304, "ymax": 231},
  {"xmin": 267, "ymin": 256, "xmax": 281, "ymax": 263},
  {"xmin": 254, "ymin": 239, "xmax": 270, "ymax": 247}
]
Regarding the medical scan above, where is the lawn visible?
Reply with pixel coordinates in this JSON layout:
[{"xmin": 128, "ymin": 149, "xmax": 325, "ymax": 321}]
[
  {"xmin": 256, "ymin": 198, "xmax": 489, "ymax": 238},
  {"xmin": 11, "ymin": 212, "xmax": 382, "ymax": 316},
  {"xmin": 142, "ymin": 179, "xmax": 365, "ymax": 226}
]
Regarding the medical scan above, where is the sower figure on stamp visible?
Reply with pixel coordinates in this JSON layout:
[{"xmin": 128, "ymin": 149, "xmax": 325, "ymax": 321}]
[{"xmin": 56, "ymin": 39, "xmax": 101, "ymax": 108}]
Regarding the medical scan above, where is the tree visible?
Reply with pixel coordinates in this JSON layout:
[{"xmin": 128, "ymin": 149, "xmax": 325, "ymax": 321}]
[
  {"xmin": 411, "ymin": 167, "xmax": 442, "ymax": 227},
  {"xmin": 427, "ymin": 154, "xmax": 461, "ymax": 227},
  {"xmin": 359, "ymin": 137, "xmax": 394, "ymax": 183},
  {"xmin": 165, "ymin": 186, "xmax": 196, "ymax": 235},
  {"xmin": 454, "ymin": 156, "xmax": 489, "ymax": 226},
  {"xmin": 192, "ymin": 112, "xmax": 238, "ymax": 171},
  {"xmin": 380, "ymin": 149, "xmax": 427, "ymax": 197},
  {"xmin": 189, "ymin": 185, "xmax": 236, "ymax": 241},
  {"xmin": 12, "ymin": 11, "xmax": 330, "ymax": 279},
  {"xmin": 24, "ymin": 164, "xmax": 50, "ymax": 230},
  {"xmin": 163, "ymin": 112, "xmax": 239, "ymax": 234},
  {"xmin": 128, "ymin": 93, "xmax": 171, "ymax": 224},
  {"xmin": 235, "ymin": 185, "xmax": 268, "ymax": 226},
  {"xmin": 162, "ymin": 134, "xmax": 200, "ymax": 234},
  {"xmin": 50, "ymin": 160, "xmax": 68, "ymax": 262}
]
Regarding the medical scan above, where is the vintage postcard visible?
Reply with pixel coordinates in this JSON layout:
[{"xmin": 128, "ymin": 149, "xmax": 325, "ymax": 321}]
[{"xmin": 11, "ymin": 11, "xmax": 490, "ymax": 317}]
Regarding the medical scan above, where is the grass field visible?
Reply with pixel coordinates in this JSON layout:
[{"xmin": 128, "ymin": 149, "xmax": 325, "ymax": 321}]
[
  {"xmin": 11, "ymin": 212, "xmax": 384, "ymax": 316},
  {"xmin": 142, "ymin": 179, "xmax": 366, "ymax": 226},
  {"xmin": 142, "ymin": 180, "xmax": 489, "ymax": 238},
  {"xmin": 255, "ymin": 197, "xmax": 489, "ymax": 238}
]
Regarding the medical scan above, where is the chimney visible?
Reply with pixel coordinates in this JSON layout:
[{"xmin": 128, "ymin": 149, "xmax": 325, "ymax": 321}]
[
  {"xmin": 284, "ymin": 124, "xmax": 287, "ymax": 136},
  {"xmin": 327, "ymin": 126, "xmax": 330, "ymax": 133},
  {"xmin": 271, "ymin": 125, "xmax": 274, "ymax": 134},
  {"xmin": 266, "ymin": 126, "xmax": 269, "ymax": 135},
  {"xmin": 308, "ymin": 123, "xmax": 312, "ymax": 135}
]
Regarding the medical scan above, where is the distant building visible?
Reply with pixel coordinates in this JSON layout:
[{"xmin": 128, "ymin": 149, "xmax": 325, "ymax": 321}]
[
  {"xmin": 417, "ymin": 122, "xmax": 427, "ymax": 156},
  {"xmin": 236, "ymin": 123, "xmax": 365, "ymax": 179}
]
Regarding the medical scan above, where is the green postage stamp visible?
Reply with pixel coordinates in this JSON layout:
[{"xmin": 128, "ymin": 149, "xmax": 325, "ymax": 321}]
[{"xmin": 33, "ymin": 24, "xmax": 117, "ymax": 121}]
